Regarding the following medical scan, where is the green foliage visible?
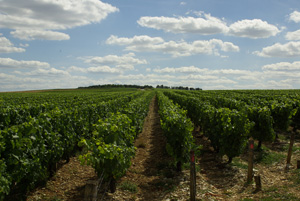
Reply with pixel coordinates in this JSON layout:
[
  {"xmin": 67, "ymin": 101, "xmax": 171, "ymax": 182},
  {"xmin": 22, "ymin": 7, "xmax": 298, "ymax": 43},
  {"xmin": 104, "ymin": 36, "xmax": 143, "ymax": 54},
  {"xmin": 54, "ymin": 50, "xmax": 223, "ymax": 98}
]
[
  {"xmin": 0, "ymin": 90, "xmax": 154, "ymax": 199},
  {"xmin": 79, "ymin": 91, "xmax": 154, "ymax": 181},
  {"xmin": 1, "ymin": 88, "xmax": 300, "ymax": 199},
  {"xmin": 157, "ymin": 91, "xmax": 196, "ymax": 166},
  {"xmin": 163, "ymin": 91, "xmax": 253, "ymax": 162},
  {"xmin": 270, "ymin": 101, "xmax": 295, "ymax": 131},
  {"xmin": 247, "ymin": 106, "xmax": 275, "ymax": 145},
  {"xmin": 79, "ymin": 113, "xmax": 136, "ymax": 180}
]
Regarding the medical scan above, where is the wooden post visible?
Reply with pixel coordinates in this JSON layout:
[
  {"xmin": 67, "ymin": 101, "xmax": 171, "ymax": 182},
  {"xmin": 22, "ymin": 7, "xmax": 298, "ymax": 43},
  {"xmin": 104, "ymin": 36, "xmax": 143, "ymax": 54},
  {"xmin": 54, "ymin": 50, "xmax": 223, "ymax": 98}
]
[
  {"xmin": 84, "ymin": 179, "xmax": 99, "ymax": 201},
  {"xmin": 297, "ymin": 160, "xmax": 300, "ymax": 169},
  {"xmin": 286, "ymin": 132, "xmax": 295, "ymax": 170},
  {"xmin": 254, "ymin": 175, "xmax": 262, "ymax": 191},
  {"xmin": 110, "ymin": 177, "xmax": 116, "ymax": 193},
  {"xmin": 247, "ymin": 138, "xmax": 254, "ymax": 183},
  {"xmin": 176, "ymin": 161, "xmax": 182, "ymax": 172},
  {"xmin": 190, "ymin": 150, "xmax": 196, "ymax": 201}
]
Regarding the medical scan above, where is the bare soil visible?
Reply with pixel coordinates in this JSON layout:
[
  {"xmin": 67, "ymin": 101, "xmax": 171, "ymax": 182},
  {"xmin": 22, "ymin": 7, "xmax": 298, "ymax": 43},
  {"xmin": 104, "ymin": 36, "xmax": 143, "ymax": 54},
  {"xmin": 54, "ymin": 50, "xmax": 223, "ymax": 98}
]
[{"xmin": 26, "ymin": 97, "xmax": 300, "ymax": 200}]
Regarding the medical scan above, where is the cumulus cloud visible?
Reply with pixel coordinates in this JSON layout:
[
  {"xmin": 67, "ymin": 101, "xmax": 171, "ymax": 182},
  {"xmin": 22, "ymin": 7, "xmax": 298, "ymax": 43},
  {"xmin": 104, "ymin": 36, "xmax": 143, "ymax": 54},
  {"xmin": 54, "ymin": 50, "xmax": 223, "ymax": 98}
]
[
  {"xmin": 262, "ymin": 61, "xmax": 300, "ymax": 71},
  {"xmin": 137, "ymin": 14, "xmax": 228, "ymax": 35},
  {"xmin": 106, "ymin": 35, "xmax": 164, "ymax": 46},
  {"xmin": 0, "ymin": 57, "xmax": 50, "ymax": 68},
  {"xmin": 0, "ymin": 71, "xmax": 98, "ymax": 92},
  {"xmin": 228, "ymin": 19, "xmax": 280, "ymax": 39},
  {"xmin": 10, "ymin": 29, "xmax": 70, "ymax": 41},
  {"xmin": 0, "ymin": 0, "xmax": 119, "ymax": 40},
  {"xmin": 137, "ymin": 13, "xmax": 280, "ymax": 39},
  {"xmin": 67, "ymin": 65, "xmax": 122, "ymax": 74},
  {"xmin": 87, "ymin": 66, "xmax": 121, "ymax": 74},
  {"xmin": 0, "ymin": 34, "xmax": 25, "ymax": 53},
  {"xmin": 83, "ymin": 53, "xmax": 147, "ymax": 70},
  {"xmin": 23, "ymin": 68, "xmax": 70, "ymax": 76},
  {"xmin": 153, "ymin": 66, "xmax": 207, "ymax": 73},
  {"xmin": 67, "ymin": 66, "xmax": 87, "ymax": 73},
  {"xmin": 106, "ymin": 35, "xmax": 239, "ymax": 57},
  {"xmin": 289, "ymin": 11, "xmax": 300, "ymax": 23},
  {"xmin": 254, "ymin": 41, "xmax": 300, "ymax": 57},
  {"xmin": 285, "ymin": 29, "xmax": 300, "ymax": 40}
]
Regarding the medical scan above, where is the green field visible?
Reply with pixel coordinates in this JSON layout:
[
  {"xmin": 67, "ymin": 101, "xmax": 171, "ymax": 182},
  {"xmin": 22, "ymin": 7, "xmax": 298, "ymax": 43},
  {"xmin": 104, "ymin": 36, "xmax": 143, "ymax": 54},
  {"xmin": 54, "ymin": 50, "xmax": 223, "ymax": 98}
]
[{"xmin": 1, "ymin": 88, "xmax": 300, "ymax": 200}]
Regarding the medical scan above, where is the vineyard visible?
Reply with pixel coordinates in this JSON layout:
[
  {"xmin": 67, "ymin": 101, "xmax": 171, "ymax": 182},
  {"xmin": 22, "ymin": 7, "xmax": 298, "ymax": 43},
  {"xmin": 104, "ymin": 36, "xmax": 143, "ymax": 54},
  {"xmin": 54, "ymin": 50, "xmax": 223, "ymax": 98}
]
[{"xmin": 1, "ymin": 88, "xmax": 300, "ymax": 200}]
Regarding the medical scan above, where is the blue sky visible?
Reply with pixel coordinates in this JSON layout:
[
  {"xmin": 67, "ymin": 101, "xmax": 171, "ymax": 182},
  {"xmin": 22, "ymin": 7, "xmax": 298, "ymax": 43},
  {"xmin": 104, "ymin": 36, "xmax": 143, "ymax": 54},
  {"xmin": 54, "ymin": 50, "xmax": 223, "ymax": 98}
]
[{"xmin": 1, "ymin": 0, "xmax": 300, "ymax": 91}]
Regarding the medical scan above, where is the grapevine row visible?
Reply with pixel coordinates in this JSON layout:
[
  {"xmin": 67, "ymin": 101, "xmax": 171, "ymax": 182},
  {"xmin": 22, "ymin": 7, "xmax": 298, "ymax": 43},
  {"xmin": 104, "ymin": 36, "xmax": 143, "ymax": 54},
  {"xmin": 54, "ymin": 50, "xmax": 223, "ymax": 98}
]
[
  {"xmin": 0, "ymin": 90, "xmax": 153, "ymax": 199},
  {"xmin": 156, "ymin": 91, "xmax": 196, "ymax": 170}
]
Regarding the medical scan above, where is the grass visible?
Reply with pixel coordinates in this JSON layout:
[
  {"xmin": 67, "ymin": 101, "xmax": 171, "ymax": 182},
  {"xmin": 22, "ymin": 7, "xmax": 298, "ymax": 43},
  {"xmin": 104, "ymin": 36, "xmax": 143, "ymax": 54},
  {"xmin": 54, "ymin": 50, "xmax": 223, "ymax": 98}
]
[
  {"xmin": 119, "ymin": 181, "xmax": 138, "ymax": 193},
  {"xmin": 254, "ymin": 146, "xmax": 285, "ymax": 165},
  {"xmin": 231, "ymin": 157, "xmax": 248, "ymax": 169},
  {"xmin": 289, "ymin": 169, "xmax": 300, "ymax": 185},
  {"xmin": 261, "ymin": 185, "xmax": 299, "ymax": 200}
]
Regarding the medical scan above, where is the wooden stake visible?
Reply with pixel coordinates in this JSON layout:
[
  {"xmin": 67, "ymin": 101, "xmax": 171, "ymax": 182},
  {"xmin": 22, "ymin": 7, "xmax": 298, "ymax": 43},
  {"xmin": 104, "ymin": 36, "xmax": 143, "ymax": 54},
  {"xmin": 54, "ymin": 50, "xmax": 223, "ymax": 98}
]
[
  {"xmin": 84, "ymin": 179, "xmax": 99, "ymax": 201},
  {"xmin": 254, "ymin": 175, "xmax": 262, "ymax": 191},
  {"xmin": 286, "ymin": 132, "xmax": 295, "ymax": 170},
  {"xmin": 247, "ymin": 138, "xmax": 254, "ymax": 183},
  {"xmin": 190, "ymin": 150, "xmax": 196, "ymax": 201},
  {"xmin": 110, "ymin": 178, "xmax": 116, "ymax": 193}
]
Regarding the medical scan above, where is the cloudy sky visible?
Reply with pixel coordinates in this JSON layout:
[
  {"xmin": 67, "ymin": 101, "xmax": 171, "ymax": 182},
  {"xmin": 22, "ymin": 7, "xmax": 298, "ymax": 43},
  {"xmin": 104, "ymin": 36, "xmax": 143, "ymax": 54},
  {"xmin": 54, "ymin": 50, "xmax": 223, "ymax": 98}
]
[{"xmin": 1, "ymin": 0, "xmax": 300, "ymax": 91}]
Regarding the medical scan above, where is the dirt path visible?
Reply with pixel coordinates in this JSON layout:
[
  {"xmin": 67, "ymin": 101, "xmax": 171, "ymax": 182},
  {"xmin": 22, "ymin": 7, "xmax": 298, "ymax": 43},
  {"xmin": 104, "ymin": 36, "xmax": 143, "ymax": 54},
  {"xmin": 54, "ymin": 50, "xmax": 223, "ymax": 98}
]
[
  {"xmin": 103, "ymin": 96, "xmax": 176, "ymax": 200},
  {"xmin": 26, "ymin": 157, "xmax": 97, "ymax": 201}
]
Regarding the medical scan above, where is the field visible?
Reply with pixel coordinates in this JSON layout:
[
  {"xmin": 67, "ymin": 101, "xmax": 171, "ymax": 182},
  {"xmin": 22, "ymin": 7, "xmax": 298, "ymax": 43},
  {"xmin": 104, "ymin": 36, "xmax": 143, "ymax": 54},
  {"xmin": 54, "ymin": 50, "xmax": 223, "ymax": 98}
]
[{"xmin": 1, "ymin": 88, "xmax": 300, "ymax": 200}]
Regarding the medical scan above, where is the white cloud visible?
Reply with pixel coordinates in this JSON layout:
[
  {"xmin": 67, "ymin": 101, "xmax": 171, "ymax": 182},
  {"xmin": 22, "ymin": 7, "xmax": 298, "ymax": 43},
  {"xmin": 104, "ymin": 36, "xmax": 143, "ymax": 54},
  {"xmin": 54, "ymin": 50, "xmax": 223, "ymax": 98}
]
[
  {"xmin": 267, "ymin": 80, "xmax": 293, "ymax": 89},
  {"xmin": 10, "ymin": 29, "xmax": 70, "ymax": 41},
  {"xmin": 285, "ymin": 29, "xmax": 300, "ymax": 40},
  {"xmin": 0, "ymin": 57, "xmax": 50, "ymax": 68},
  {"xmin": 137, "ymin": 13, "xmax": 280, "ymax": 39},
  {"xmin": 0, "ymin": 73, "xmax": 18, "ymax": 83},
  {"xmin": 67, "ymin": 65, "xmax": 122, "ymax": 74},
  {"xmin": 106, "ymin": 35, "xmax": 164, "ymax": 46},
  {"xmin": 254, "ymin": 41, "xmax": 300, "ymax": 57},
  {"xmin": 210, "ymin": 69, "xmax": 255, "ymax": 75},
  {"xmin": 154, "ymin": 66, "xmax": 207, "ymax": 73},
  {"xmin": 289, "ymin": 11, "xmax": 300, "ymax": 23},
  {"xmin": 180, "ymin": 2, "xmax": 187, "ymax": 6},
  {"xmin": 185, "ymin": 74, "xmax": 218, "ymax": 80},
  {"xmin": 262, "ymin": 61, "xmax": 300, "ymax": 71},
  {"xmin": 19, "ymin": 43, "xmax": 29, "ymax": 47},
  {"xmin": 83, "ymin": 53, "xmax": 147, "ymax": 70},
  {"xmin": 106, "ymin": 35, "xmax": 239, "ymax": 57},
  {"xmin": 236, "ymin": 75, "xmax": 260, "ymax": 82},
  {"xmin": 0, "ymin": 35, "xmax": 25, "ymax": 53},
  {"xmin": 137, "ymin": 14, "xmax": 228, "ymax": 35},
  {"xmin": 263, "ymin": 70, "xmax": 300, "ymax": 78},
  {"xmin": 0, "ymin": 71, "xmax": 98, "ymax": 92},
  {"xmin": 69, "ymin": 53, "xmax": 148, "ymax": 73},
  {"xmin": 21, "ymin": 68, "xmax": 70, "ymax": 77},
  {"xmin": 0, "ymin": 0, "xmax": 119, "ymax": 40},
  {"xmin": 228, "ymin": 19, "xmax": 280, "ymax": 39},
  {"xmin": 87, "ymin": 66, "xmax": 121, "ymax": 74},
  {"xmin": 67, "ymin": 66, "xmax": 87, "ymax": 73}
]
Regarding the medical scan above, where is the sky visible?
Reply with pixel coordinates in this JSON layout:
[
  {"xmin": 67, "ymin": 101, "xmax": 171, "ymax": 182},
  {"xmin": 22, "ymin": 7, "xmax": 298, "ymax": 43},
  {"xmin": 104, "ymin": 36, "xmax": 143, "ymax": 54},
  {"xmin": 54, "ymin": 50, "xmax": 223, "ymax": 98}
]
[{"xmin": 1, "ymin": 0, "xmax": 300, "ymax": 91}]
